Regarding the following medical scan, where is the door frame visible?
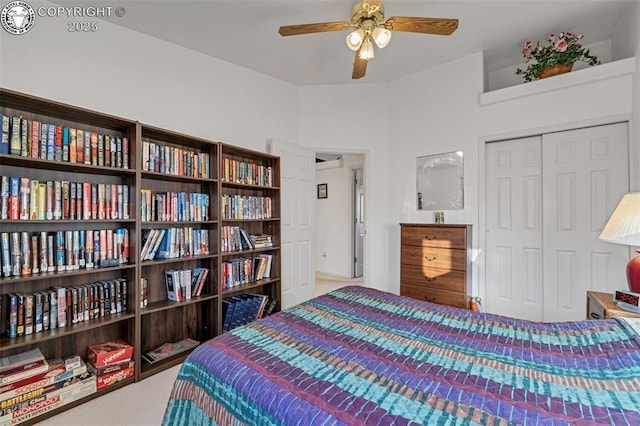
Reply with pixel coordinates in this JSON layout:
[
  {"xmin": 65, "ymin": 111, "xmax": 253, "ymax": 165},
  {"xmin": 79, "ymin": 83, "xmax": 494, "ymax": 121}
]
[
  {"xmin": 477, "ymin": 113, "xmax": 633, "ymax": 308},
  {"xmin": 311, "ymin": 147, "xmax": 369, "ymax": 285},
  {"xmin": 352, "ymin": 166, "xmax": 364, "ymax": 278}
]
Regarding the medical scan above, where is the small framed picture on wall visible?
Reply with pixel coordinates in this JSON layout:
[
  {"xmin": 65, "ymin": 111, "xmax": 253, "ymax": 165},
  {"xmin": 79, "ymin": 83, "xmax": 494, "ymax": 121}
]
[{"xmin": 317, "ymin": 183, "xmax": 328, "ymax": 199}]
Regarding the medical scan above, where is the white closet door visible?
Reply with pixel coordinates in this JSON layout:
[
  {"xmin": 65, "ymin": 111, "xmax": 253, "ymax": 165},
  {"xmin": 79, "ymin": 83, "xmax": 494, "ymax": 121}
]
[
  {"xmin": 485, "ymin": 136, "xmax": 544, "ymax": 321},
  {"xmin": 542, "ymin": 123, "xmax": 629, "ymax": 321}
]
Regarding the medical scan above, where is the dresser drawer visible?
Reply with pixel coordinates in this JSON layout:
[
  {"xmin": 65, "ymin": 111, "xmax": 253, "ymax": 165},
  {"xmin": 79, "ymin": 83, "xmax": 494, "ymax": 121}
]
[
  {"xmin": 401, "ymin": 246, "xmax": 467, "ymax": 271},
  {"xmin": 401, "ymin": 265, "xmax": 466, "ymax": 293},
  {"xmin": 400, "ymin": 284, "xmax": 468, "ymax": 309},
  {"xmin": 401, "ymin": 226, "xmax": 467, "ymax": 249}
]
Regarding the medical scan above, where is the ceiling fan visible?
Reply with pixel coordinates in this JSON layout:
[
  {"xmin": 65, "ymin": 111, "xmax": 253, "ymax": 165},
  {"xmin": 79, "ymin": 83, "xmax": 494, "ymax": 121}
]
[{"xmin": 278, "ymin": 0, "xmax": 459, "ymax": 79}]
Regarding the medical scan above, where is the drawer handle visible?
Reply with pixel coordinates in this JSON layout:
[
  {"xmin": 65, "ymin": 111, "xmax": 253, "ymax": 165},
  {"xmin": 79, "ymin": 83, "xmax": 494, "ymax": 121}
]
[
  {"xmin": 425, "ymin": 277, "xmax": 436, "ymax": 282},
  {"xmin": 425, "ymin": 256, "xmax": 437, "ymax": 262},
  {"xmin": 424, "ymin": 296, "xmax": 436, "ymax": 302},
  {"xmin": 425, "ymin": 235, "xmax": 437, "ymax": 241}
]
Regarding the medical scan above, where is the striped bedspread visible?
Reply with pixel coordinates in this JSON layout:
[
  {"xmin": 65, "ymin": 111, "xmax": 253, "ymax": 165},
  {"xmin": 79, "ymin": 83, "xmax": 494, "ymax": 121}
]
[{"xmin": 162, "ymin": 286, "xmax": 640, "ymax": 425}]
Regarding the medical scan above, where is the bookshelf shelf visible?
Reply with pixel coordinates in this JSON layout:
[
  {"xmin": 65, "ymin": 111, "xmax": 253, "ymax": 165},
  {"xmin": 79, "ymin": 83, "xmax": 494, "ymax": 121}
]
[
  {"xmin": 0, "ymin": 88, "xmax": 281, "ymax": 422},
  {"xmin": 0, "ymin": 153, "xmax": 135, "ymax": 176},
  {"xmin": 141, "ymin": 293, "xmax": 218, "ymax": 315},
  {"xmin": 221, "ymin": 181, "xmax": 280, "ymax": 191},
  {"xmin": 0, "ymin": 263, "xmax": 136, "ymax": 284},
  {"xmin": 141, "ymin": 170, "xmax": 217, "ymax": 184},
  {"xmin": 139, "ymin": 351, "xmax": 192, "ymax": 379},
  {"xmin": 0, "ymin": 312, "xmax": 135, "ymax": 350}
]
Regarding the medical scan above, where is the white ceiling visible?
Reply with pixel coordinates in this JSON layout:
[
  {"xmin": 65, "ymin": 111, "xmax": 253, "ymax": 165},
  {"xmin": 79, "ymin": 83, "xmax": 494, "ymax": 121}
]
[{"xmin": 69, "ymin": 0, "xmax": 634, "ymax": 85}]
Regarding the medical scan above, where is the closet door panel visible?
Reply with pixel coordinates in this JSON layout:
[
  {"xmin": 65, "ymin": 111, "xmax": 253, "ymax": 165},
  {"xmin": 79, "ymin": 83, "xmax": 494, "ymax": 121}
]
[
  {"xmin": 485, "ymin": 136, "xmax": 543, "ymax": 321},
  {"xmin": 542, "ymin": 122, "xmax": 629, "ymax": 321}
]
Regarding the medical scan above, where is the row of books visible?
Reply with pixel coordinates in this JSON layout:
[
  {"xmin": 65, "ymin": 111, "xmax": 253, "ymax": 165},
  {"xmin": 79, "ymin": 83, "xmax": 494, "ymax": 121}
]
[
  {"xmin": 86, "ymin": 339, "xmax": 134, "ymax": 390},
  {"xmin": 221, "ymin": 226, "xmax": 273, "ymax": 253},
  {"xmin": 0, "ymin": 114, "xmax": 129, "ymax": 169},
  {"xmin": 142, "ymin": 139, "xmax": 210, "ymax": 179},
  {"xmin": 1, "ymin": 176, "xmax": 129, "ymax": 221},
  {"xmin": 2, "ymin": 278, "xmax": 128, "ymax": 338},
  {"xmin": 221, "ymin": 194, "xmax": 273, "ymax": 220},
  {"xmin": 1, "ymin": 229, "xmax": 130, "ymax": 278},
  {"xmin": 221, "ymin": 158, "xmax": 273, "ymax": 187},
  {"xmin": 222, "ymin": 254, "xmax": 273, "ymax": 289},
  {"xmin": 222, "ymin": 294, "xmax": 277, "ymax": 332},
  {"xmin": 0, "ymin": 348, "xmax": 96, "ymax": 424},
  {"xmin": 164, "ymin": 267, "xmax": 209, "ymax": 301},
  {"xmin": 140, "ymin": 227, "xmax": 209, "ymax": 261},
  {"xmin": 140, "ymin": 189, "xmax": 209, "ymax": 222}
]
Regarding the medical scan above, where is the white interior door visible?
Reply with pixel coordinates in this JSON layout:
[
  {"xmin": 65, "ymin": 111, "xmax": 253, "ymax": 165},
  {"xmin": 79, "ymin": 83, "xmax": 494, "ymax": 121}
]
[
  {"xmin": 485, "ymin": 136, "xmax": 543, "ymax": 320},
  {"xmin": 485, "ymin": 123, "xmax": 629, "ymax": 322},
  {"xmin": 542, "ymin": 123, "xmax": 629, "ymax": 321},
  {"xmin": 267, "ymin": 139, "xmax": 315, "ymax": 309}
]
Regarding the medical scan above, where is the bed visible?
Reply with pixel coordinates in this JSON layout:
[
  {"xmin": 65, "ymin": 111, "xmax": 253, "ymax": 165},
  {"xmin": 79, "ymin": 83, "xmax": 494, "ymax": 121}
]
[{"xmin": 162, "ymin": 286, "xmax": 640, "ymax": 425}]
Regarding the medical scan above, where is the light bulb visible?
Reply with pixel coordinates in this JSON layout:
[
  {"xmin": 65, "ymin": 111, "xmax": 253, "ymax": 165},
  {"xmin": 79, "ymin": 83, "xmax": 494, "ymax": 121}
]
[
  {"xmin": 372, "ymin": 27, "xmax": 392, "ymax": 49},
  {"xmin": 346, "ymin": 29, "xmax": 364, "ymax": 51},
  {"xmin": 359, "ymin": 39, "xmax": 374, "ymax": 60}
]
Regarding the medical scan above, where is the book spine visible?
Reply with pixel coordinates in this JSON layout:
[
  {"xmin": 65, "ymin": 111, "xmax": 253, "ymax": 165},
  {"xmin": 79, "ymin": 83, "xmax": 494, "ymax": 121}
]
[
  {"xmin": 19, "ymin": 118, "xmax": 28, "ymax": 157},
  {"xmin": 19, "ymin": 177, "xmax": 29, "ymax": 220},
  {"xmin": 55, "ymin": 126, "xmax": 64, "ymax": 162},
  {"xmin": 83, "ymin": 130, "xmax": 91, "ymax": 165},
  {"xmin": 30, "ymin": 235, "xmax": 39, "ymax": 274},
  {"xmin": 29, "ymin": 120, "xmax": 40, "ymax": 159},
  {"xmin": 0, "ymin": 114, "xmax": 9, "ymax": 155},
  {"xmin": 47, "ymin": 125, "xmax": 56, "ymax": 161},
  {"xmin": 0, "ymin": 176, "xmax": 8, "ymax": 220}
]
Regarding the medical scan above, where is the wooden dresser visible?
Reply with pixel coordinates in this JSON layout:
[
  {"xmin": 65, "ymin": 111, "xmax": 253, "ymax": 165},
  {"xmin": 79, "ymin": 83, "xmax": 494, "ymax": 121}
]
[{"xmin": 400, "ymin": 223, "xmax": 472, "ymax": 309}]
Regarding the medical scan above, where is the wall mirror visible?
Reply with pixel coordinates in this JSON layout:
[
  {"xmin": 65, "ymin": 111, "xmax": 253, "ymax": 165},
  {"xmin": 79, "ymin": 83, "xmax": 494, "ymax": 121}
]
[{"xmin": 416, "ymin": 151, "xmax": 464, "ymax": 210}]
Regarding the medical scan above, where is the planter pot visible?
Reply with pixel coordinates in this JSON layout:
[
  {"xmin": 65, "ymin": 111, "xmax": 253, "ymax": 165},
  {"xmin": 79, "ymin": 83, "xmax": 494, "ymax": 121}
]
[{"xmin": 538, "ymin": 63, "xmax": 574, "ymax": 79}]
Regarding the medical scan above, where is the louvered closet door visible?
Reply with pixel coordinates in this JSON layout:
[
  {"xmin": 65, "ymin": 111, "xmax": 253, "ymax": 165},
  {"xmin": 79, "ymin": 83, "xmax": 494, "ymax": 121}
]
[
  {"xmin": 485, "ymin": 136, "xmax": 544, "ymax": 321},
  {"xmin": 485, "ymin": 123, "xmax": 629, "ymax": 322},
  {"xmin": 542, "ymin": 123, "xmax": 629, "ymax": 321}
]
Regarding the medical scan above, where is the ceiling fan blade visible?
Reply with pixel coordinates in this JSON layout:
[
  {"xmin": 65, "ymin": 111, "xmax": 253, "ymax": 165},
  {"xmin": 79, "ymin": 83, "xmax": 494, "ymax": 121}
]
[
  {"xmin": 278, "ymin": 21, "xmax": 350, "ymax": 36},
  {"xmin": 352, "ymin": 49, "xmax": 367, "ymax": 79},
  {"xmin": 384, "ymin": 17, "xmax": 458, "ymax": 35}
]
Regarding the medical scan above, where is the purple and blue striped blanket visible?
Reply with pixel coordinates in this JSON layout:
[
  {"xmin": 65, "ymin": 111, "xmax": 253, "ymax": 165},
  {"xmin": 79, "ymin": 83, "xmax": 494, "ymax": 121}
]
[{"xmin": 162, "ymin": 286, "xmax": 640, "ymax": 425}]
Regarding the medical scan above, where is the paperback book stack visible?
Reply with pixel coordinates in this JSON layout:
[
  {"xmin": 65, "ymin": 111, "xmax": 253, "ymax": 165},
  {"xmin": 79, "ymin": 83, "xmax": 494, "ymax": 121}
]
[
  {"xmin": 222, "ymin": 294, "xmax": 277, "ymax": 332},
  {"xmin": 0, "ymin": 348, "xmax": 95, "ymax": 425},
  {"xmin": 86, "ymin": 339, "xmax": 134, "ymax": 391},
  {"xmin": 141, "ymin": 338, "xmax": 199, "ymax": 365}
]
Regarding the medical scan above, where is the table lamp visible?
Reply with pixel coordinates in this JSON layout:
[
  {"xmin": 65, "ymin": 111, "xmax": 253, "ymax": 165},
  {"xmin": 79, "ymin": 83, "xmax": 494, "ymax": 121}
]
[{"xmin": 599, "ymin": 193, "xmax": 640, "ymax": 294}]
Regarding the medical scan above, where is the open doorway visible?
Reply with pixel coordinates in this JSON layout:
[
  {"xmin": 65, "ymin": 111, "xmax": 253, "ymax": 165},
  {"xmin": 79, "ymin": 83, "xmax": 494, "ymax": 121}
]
[{"xmin": 314, "ymin": 152, "xmax": 366, "ymax": 296}]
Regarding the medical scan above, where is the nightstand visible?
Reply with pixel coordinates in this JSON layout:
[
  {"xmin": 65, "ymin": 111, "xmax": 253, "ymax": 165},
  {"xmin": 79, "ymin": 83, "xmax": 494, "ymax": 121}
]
[{"xmin": 586, "ymin": 291, "xmax": 640, "ymax": 320}]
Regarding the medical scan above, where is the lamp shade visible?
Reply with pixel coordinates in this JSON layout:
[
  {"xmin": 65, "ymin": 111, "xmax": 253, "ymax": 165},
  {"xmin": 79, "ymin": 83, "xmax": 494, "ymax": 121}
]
[
  {"xmin": 600, "ymin": 193, "xmax": 640, "ymax": 246},
  {"xmin": 600, "ymin": 192, "xmax": 640, "ymax": 294}
]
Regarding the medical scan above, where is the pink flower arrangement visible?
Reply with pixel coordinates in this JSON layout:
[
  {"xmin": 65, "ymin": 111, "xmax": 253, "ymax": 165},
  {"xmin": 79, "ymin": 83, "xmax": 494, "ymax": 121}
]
[{"xmin": 516, "ymin": 32, "xmax": 600, "ymax": 82}]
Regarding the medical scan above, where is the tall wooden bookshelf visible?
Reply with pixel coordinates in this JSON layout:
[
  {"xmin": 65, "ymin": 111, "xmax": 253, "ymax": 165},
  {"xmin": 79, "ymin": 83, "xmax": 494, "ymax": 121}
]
[
  {"xmin": 219, "ymin": 144, "xmax": 281, "ymax": 326},
  {"xmin": 0, "ymin": 88, "xmax": 281, "ymax": 422}
]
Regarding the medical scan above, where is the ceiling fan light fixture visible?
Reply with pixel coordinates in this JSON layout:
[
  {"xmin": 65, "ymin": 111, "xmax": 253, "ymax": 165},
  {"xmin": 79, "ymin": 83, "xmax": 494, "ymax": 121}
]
[
  {"xmin": 372, "ymin": 27, "xmax": 391, "ymax": 48},
  {"xmin": 359, "ymin": 38, "xmax": 374, "ymax": 60},
  {"xmin": 346, "ymin": 28, "xmax": 365, "ymax": 51}
]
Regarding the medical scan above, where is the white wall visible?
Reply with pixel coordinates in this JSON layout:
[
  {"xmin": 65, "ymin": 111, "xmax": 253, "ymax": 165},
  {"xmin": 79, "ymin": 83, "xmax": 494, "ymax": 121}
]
[
  {"xmin": 315, "ymin": 154, "xmax": 364, "ymax": 278},
  {"xmin": 0, "ymin": 0, "xmax": 298, "ymax": 151}
]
